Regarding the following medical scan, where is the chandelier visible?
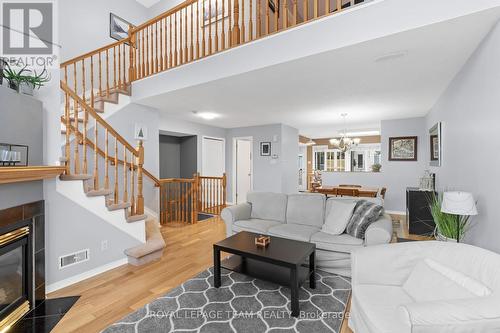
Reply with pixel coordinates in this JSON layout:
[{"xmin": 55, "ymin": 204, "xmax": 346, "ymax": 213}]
[{"xmin": 329, "ymin": 113, "xmax": 361, "ymax": 153}]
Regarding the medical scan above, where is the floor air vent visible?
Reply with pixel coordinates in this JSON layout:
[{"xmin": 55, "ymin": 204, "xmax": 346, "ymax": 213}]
[{"xmin": 59, "ymin": 249, "xmax": 89, "ymax": 269}]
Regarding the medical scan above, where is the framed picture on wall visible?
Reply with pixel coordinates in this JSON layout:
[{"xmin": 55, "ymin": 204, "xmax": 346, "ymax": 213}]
[
  {"xmin": 110, "ymin": 13, "xmax": 134, "ymax": 42},
  {"xmin": 260, "ymin": 142, "xmax": 271, "ymax": 156},
  {"xmin": 202, "ymin": 0, "xmax": 229, "ymax": 27},
  {"xmin": 388, "ymin": 136, "xmax": 417, "ymax": 161}
]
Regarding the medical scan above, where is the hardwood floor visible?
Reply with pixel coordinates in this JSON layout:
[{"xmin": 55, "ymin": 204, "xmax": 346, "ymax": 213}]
[{"xmin": 48, "ymin": 214, "xmax": 426, "ymax": 333}]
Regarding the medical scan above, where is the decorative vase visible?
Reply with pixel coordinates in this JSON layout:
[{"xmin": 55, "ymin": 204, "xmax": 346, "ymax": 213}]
[
  {"xmin": 8, "ymin": 81, "xmax": 19, "ymax": 92},
  {"xmin": 19, "ymin": 82, "xmax": 34, "ymax": 95}
]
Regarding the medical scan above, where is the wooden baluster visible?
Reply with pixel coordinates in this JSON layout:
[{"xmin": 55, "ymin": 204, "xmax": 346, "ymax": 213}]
[
  {"xmin": 184, "ymin": 8, "xmax": 188, "ymax": 62},
  {"xmin": 113, "ymin": 46, "xmax": 117, "ymax": 90},
  {"xmin": 81, "ymin": 59, "xmax": 86, "ymax": 103},
  {"xmin": 136, "ymin": 140, "xmax": 144, "ymax": 215},
  {"xmin": 249, "ymin": 0, "xmax": 253, "ymax": 40},
  {"xmin": 202, "ymin": 1, "xmax": 206, "ymax": 55},
  {"xmin": 336, "ymin": 0, "xmax": 341, "ymax": 11},
  {"xmin": 325, "ymin": 0, "xmax": 330, "ymax": 15},
  {"xmin": 130, "ymin": 151, "xmax": 135, "ymax": 215},
  {"xmin": 176, "ymin": 182, "xmax": 179, "ymax": 222},
  {"xmin": 156, "ymin": 21, "xmax": 160, "ymax": 72},
  {"xmin": 293, "ymin": 0, "xmax": 297, "ymax": 25},
  {"xmin": 106, "ymin": 49, "xmax": 110, "ymax": 96},
  {"xmin": 223, "ymin": 172, "xmax": 227, "ymax": 208},
  {"xmin": 146, "ymin": 26, "xmax": 150, "ymax": 75},
  {"xmin": 228, "ymin": 0, "xmax": 232, "ymax": 46},
  {"xmin": 314, "ymin": 0, "xmax": 318, "ymax": 18},
  {"xmin": 189, "ymin": 5, "xmax": 194, "ymax": 61},
  {"xmin": 73, "ymin": 96, "xmax": 80, "ymax": 174},
  {"xmin": 105, "ymin": 129, "xmax": 109, "ymax": 188},
  {"xmin": 265, "ymin": 0, "xmax": 269, "ymax": 34},
  {"xmin": 213, "ymin": 178, "xmax": 216, "ymax": 213},
  {"xmin": 208, "ymin": 0, "xmax": 212, "ymax": 54},
  {"xmin": 303, "ymin": 0, "xmax": 308, "ymax": 22},
  {"xmin": 123, "ymin": 146, "xmax": 128, "ymax": 204},
  {"xmin": 169, "ymin": 17, "xmax": 173, "ymax": 67},
  {"xmin": 193, "ymin": 173, "xmax": 199, "ymax": 223},
  {"xmin": 241, "ymin": 0, "xmax": 245, "ymax": 42},
  {"xmin": 233, "ymin": 0, "xmax": 240, "ymax": 44},
  {"xmin": 64, "ymin": 92, "xmax": 71, "ymax": 175},
  {"xmin": 174, "ymin": 12, "xmax": 178, "ymax": 66},
  {"xmin": 283, "ymin": 0, "xmax": 288, "ymax": 29},
  {"xmin": 180, "ymin": 11, "xmax": 184, "ymax": 64},
  {"xmin": 82, "ymin": 60, "xmax": 88, "ymax": 175},
  {"xmin": 114, "ymin": 138, "xmax": 118, "ymax": 204},
  {"xmin": 90, "ymin": 56, "xmax": 95, "ymax": 108},
  {"xmin": 118, "ymin": 44, "xmax": 122, "ymax": 87},
  {"xmin": 183, "ymin": 182, "xmax": 186, "ymax": 223},
  {"xmin": 141, "ymin": 29, "xmax": 146, "ymax": 77},
  {"xmin": 221, "ymin": 0, "xmax": 226, "ymax": 49},
  {"xmin": 123, "ymin": 42, "xmax": 127, "ymax": 85},
  {"xmin": 257, "ymin": 0, "xmax": 261, "ymax": 37},
  {"xmin": 163, "ymin": 18, "xmax": 167, "ymax": 70},
  {"xmin": 72, "ymin": 63, "xmax": 77, "ymax": 97},
  {"xmin": 215, "ymin": 0, "xmax": 219, "ymax": 52},
  {"xmin": 274, "ymin": 0, "xmax": 278, "ymax": 31},
  {"xmin": 196, "ymin": 3, "xmax": 200, "ymax": 57},
  {"xmin": 93, "ymin": 121, "xmax": 99, "ymax": 190}
]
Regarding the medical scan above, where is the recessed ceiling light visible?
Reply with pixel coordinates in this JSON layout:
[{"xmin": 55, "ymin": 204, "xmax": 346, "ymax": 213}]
[{"xmin": 193, "ymin": 111, "xmax": 219, "ymax": 120}]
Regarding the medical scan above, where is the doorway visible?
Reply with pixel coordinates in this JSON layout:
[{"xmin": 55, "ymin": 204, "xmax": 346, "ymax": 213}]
[
  {"xmin": 234, "ymin": 137, "xmax": 253, "ymax": 204},
  {"xmin": 202, "ymin": 137, "xmax": 225, "ymax": 177}
]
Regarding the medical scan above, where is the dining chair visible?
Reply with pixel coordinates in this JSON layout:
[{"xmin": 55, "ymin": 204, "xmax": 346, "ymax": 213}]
[
  {"xmin": 337, "ymin": 188, "xmax": 360, "ymax": 197},
  {"xmin": 339, "ymin": 184, "xmax": 362, "ymax": 188}
]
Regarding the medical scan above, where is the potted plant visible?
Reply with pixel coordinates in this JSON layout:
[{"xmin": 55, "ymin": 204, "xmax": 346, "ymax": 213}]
[
  {"xmin": 371, "ymin": 163, "xmax": 382, "ymax": 172},
  {"xmin": 0, "ymin": 58, "xmax": 7, "ymax": 86},
  {"xmin": 20, "ymin": 68, "xmax": 51, "ymax": 96},
  {"xmin": 3, "ymin": 64, "xmax": 30, "ymax": 92},
  {"xmin": 429, "ymin": 192, "xmax": 471, "ymax": 242}
]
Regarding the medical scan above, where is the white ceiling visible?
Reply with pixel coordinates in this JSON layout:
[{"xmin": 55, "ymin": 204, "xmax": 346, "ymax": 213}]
[
  {"xmin": 135, "ymin": 0, "xmax": 161, "ymax": 8},
  {"xmin": 137, "ymin": 9, "xmax": 500, "ymax": 138}
]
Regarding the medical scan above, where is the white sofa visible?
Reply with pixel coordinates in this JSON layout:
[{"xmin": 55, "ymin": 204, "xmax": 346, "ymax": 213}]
[
  {"xmin": 349, "ymin": 241, "xmax": 500, "ymax": 333},
  {"xmin": 221, "ymin": 192, "xmax": 392, "ymax": 276}
]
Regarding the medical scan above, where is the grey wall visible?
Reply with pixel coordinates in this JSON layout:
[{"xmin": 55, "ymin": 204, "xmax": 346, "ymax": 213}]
[
  {"xmin": 0, "ymin": 87, "xmax": 44, "ymax": 209},
  {"xmin": 322, "ymin": 117, "xmax": 428, "ymax": 212},
  {"xmin": 225, "ymin": 124, "xmax": 300, "ymax": 202},
  {"xmin": 425, "ymin": 21, "xmax": 500, "ymax": 253},
  {"xmin": 180, "ymin": 136, "xmax": 197, "ymax": 178},
  {"xmin": 59, "ymin": 0, "xmax": 148, "ymax": 61},
  {"xmin": 159, "ymin": 135, "xmax": 181, "ymax": 178}
]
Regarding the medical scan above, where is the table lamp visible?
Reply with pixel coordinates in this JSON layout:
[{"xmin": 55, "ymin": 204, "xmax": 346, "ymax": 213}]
[{"xmin": 441, "ymin": 191, "xmax": 477, "ymax": 243}]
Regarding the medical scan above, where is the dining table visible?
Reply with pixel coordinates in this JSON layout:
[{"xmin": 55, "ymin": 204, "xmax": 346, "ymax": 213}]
[{"xmin": 314, "ymin": 185, "xmax": 379, "ymax": 198}]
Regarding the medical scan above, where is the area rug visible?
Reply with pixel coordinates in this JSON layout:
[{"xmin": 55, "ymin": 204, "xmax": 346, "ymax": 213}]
[{"xmin": 103, "ymin": 266, "xmax": 351, "ymax": 333}]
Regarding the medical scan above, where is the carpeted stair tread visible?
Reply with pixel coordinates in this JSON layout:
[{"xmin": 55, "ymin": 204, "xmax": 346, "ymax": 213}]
[
  {"xmin": 60, "ymin": 174, "xmax": 93, "ymax": 181},
  {"xmin": 125, "ymin": 220, "xmax": 165, "ymax": 264},
  {"xmin": 107, "ymin": 201, "xmax": 131, "ymax": 211},
  {"xmin": 126, "ymin": 213, "xmax": 148, "ymax": 223},
  {"xmin": 86, "ymin": 188, "xmax": 114, "ymax": 197}
]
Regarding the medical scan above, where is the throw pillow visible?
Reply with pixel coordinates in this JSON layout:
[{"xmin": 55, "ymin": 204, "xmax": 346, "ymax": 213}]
[
  {"xmin": 402, "ymin": 260, "xmax": 476, "ymax": 302},
  {"xmin": 345, "ymin": 200, "xmax": 384, "ymax": 239},
  {"xmin": 322, "ymin": 201, "xmax": 357, "ymax": 235}
]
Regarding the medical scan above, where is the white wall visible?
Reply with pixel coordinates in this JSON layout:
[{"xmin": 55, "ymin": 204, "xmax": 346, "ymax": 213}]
[
  {"xmin": 425, "ymin": 21, "xmax": 500, "ymax": 253},
  {"xmin": 322, "ymin": 117, "xmax": 428, "ymax": 213},
  {"xmin": 281, "ymin": 124, "xmax": 300, "ymax": 194},
  {"xmin": 59, "ymin": 0, "xmax": 148, "ymax": 61}
]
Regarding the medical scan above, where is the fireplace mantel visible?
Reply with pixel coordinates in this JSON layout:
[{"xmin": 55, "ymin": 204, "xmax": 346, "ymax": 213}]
[{"xmin": 0, "ymin": 166, "xmax": 65, "ymax": 185}]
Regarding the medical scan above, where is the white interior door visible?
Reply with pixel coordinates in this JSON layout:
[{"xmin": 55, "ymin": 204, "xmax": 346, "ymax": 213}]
[
  {"xmin": 236, "ymin": 139, "xmax": 252, "ymax": 204},
  {"xmin": 202, "ymin": 137, "xmax": 225, "ymax": 176}
]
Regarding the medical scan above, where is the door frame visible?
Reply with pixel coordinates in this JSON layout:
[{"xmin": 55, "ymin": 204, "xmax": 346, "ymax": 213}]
[
  {"xmin": 201, "ymin": 136, "xmax": 226, "ymax": 176},
  {"xmin": 232, "ymin": 136, "xmax": 253, "ymax": 204}
]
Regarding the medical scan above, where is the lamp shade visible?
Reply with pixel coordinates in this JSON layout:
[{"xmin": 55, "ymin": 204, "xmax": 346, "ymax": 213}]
[{"xmin": 441, "ymin": 191, "xmax": 478, "ymax": 216}]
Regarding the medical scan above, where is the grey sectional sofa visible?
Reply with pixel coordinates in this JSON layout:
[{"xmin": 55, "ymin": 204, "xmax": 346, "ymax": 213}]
[{"xmin": 221, "ymin": 192, "xmax": 393, "ymax": 277}]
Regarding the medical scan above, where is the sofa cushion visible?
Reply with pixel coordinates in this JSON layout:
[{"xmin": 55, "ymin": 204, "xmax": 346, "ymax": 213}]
[
  {"xmin": 352, "ymin": 284, "xmax": 412, "ymax": 333},
  {"xmin": 268, "ymin": 224, "xmax": 320, "ymax": 242},
  {"xmin": 233, "ymin": 219, "xmax": 282, "ymax": 234},
  {"xmin": 346, "ymin": 200, "xmax": 384, "ymax": 239},
  {"xmin": 402, "ymin": 259, "xmax": 476, "ymax": 303},
  {"xmin": 286, "ymin": 193, "xmax": 325, "ymax": 227},
  {"xmin": 247, "ymin": 192, "xmax": 288, "ymax": 223},
  {"xmin": 326, "ymin": 197, "xmax": 384, "ymax": 215},
  {"xmin": 322, "ymin": 200, "xmax": 357, "ymax": 235},
  {"xmin": 311, "ymin": 232, "xmax": 364, "ymax": 253}
]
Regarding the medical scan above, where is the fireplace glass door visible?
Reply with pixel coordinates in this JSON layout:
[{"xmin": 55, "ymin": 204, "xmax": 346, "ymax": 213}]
[{"xmin": 0, "ymin": 237, "xmax": 28, "ymax": 320}]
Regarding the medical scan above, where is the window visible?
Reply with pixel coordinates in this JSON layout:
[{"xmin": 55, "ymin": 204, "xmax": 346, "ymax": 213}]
[{"xmin": 313, "ymin": 144, "xmax": 381, "ymax": 172}]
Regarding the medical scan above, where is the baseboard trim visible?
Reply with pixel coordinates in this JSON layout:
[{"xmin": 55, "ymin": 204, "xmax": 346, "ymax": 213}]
[
  {"xmin": 46, "ymin": 257, "xmax": 128, "ymax": 294},
  {"xmin": 385, "ymin": 210, "xmax": 406, "ymax": 216}
]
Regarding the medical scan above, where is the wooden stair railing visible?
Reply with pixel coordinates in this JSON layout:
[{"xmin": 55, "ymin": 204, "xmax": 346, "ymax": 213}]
[
  {"xmin": 197, "ymin": 173, "xmax": 227, "ymax": 215},
  {"xmin": 60, "ymin": 81, "xmax": 146, "ymax": 216}
]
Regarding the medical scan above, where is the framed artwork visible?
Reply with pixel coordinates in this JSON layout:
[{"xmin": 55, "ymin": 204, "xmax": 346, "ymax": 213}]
[
  {"xmin": 429, "ymin": 122, "xmax": 441, "ymax": 167},
  {"xmin": 134, "ymin": 123, "xmax": 148, "ymax": 141},
  {"xmin": 388, "ymin": 136, "xmax": 418, "ymax": 161},
  {"xmin": 110, "ymin": 13, "xmax": 133, "ymax": 41},
  {"xmin": 202, "ymin": 0, "xmax": 229, "ymax": 27},
  {"xmin": 260, "ymin": 142, "xmax": 271, "ymax": 156}
]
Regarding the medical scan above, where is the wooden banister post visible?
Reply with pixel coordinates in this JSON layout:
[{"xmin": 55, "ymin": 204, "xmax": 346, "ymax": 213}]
[
  {"xmin": 136, "ymin": 140, "xmax": 145, "ymax": 214},
  {"xmin": 128, "ymin": 25, "xmax": 136, "ymax": 82},
  {"xmin": 232, "ymin": 0, "xmax": 241, "ymax": 46},
  {"xmin": 222, "ymin": 172, "xmax": 227, "ymax": 207}
]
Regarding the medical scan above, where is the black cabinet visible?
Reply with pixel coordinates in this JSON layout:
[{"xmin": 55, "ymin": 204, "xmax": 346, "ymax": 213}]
[{"xmin": 406, "ymin": 188, "xmax": 435, "ymax": 236}]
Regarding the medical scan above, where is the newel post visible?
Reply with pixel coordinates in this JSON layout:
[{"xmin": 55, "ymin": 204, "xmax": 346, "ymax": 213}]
[
  {"xmin": 136, "ymin": 140, "xmax": 144, "ymax": 215},
  {"xmin": 232, "ymin": 0, "xmax": 241, "ymax": 46},
  {"xmin": 192, "ymin": 173, "xmax": 199, "ymax": 223},
  {"xmin": 128, "ymin": 25, "xmax": 136, "ymax": 82}
]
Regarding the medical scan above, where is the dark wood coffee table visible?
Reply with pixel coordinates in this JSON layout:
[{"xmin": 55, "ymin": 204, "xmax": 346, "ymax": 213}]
[{"xmin": 213, "ymin": 231, "xmax": 316, "ymax": 317}]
